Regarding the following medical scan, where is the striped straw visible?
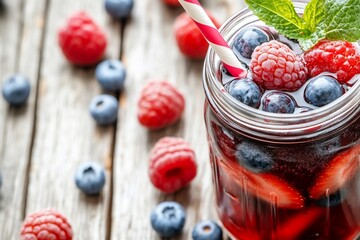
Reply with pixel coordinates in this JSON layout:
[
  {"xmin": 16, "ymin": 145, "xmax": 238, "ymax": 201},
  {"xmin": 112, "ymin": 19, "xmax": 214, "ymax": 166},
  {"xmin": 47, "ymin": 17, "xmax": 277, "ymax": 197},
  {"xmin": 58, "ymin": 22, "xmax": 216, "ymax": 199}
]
[{"xmin": 178, "ymin": 0, "xmax": 247, "ymax": 78}]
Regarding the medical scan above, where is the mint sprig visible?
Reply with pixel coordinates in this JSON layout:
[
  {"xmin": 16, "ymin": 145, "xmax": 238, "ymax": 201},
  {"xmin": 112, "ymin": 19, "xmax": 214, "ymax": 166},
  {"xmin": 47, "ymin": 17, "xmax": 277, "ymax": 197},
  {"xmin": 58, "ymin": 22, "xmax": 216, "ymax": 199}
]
[
  {"xmin": 244, "ymin": 0, "xmax": 360, "ymax": 50},
  {"xmin": 245, "ymin": 0, "xmax": 310, "ymax": 39}
]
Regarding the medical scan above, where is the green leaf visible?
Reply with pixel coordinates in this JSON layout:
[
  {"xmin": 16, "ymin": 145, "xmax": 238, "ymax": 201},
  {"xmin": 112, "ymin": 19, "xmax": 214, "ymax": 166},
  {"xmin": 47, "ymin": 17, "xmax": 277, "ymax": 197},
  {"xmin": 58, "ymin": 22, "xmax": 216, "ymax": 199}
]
[
  {"xmin": 244, "ymin": 0, "xmax": 311, "ymax": 39},
  {"xmin": 299, "ymin": 27, "xmax": 326, "ymax": 50},
  {"xmin": 303, "ymin": 0, "xmax": 325, "ymax": 32},
  {"xmin": 322, "ymin": 0, "xmax": 360, "ymax": 41}
]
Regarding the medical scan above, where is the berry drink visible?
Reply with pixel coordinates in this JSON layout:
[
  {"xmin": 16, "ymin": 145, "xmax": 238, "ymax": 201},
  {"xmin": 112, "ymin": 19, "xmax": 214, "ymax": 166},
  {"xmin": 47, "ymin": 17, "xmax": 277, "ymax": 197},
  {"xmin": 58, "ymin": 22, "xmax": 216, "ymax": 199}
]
[{"xmin": 203, "ymin": 1, "xmax": 360, "ymax": 239}]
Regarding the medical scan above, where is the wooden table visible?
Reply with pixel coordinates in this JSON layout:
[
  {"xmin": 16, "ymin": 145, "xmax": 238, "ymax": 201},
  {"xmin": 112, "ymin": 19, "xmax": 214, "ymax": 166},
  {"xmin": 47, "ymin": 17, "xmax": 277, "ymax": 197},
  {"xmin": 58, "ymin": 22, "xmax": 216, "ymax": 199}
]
[{"xmin": 0, "ymin": 0, "xmax": 245, "ymax": 239}]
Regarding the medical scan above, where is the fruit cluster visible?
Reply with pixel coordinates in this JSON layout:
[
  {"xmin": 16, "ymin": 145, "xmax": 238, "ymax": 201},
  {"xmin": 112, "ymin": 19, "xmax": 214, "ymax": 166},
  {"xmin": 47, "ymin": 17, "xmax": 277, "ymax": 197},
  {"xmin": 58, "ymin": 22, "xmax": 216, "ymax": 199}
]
[{"xmin": 225, "ymin": 26, "xmax": 360, "ymax": 114}]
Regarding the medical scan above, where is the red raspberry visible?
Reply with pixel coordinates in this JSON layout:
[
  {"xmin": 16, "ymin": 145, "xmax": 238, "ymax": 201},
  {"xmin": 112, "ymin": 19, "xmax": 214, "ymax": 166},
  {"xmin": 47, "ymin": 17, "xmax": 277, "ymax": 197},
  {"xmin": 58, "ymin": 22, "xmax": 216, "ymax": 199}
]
[
  {"xmin": 149, "ymin": 137, "xmax": 197, "ymax": 193},
  {"xmin": 21, "ymin": 209, "xmax": 73, "ymax": 240},
  {"xmin": 138, "ymin": 80, "xmax": 185, "ymax": 129},
  {"xmin": 163, "ymin": 0, "xmax": 181, "ymax": 7},
  {"xmin": 304, "ymin": 40, "xmax": 360, "ymax": 83},
  {"xmin": 174, "ymin": 12, "xmax": 221, "ymax": 59},
  {"xmin": 58, "ymin": 12, "xmax": 107, "ymax": 66},
  {"xmin": 250, "ymin": 40, "xmax": 308, "ymax": 91}
]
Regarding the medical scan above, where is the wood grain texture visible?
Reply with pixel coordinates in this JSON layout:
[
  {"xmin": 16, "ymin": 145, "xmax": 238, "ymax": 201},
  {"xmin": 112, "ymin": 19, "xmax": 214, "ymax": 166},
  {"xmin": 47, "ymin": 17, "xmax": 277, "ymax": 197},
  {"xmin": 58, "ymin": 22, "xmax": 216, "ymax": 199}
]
[
  {"xmin": 25, "ymin": 1, "xmax": 121, "ymax": 239},
  {"xmin": 0, "ymin": 0, "xmax": 46, "ymax": 238},
  {"xmin": 110, "ymin": 0, "xmax": 244, "ymax": 239}
]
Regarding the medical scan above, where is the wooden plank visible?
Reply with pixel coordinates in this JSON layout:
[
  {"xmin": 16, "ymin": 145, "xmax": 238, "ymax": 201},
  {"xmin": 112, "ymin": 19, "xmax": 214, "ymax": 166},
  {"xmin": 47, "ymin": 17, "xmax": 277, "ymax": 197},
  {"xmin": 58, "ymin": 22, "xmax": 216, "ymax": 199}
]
[
  {"xmin": 0, "ymin": 0, "xmax": 47, "ymax": 239},
  {"xmin": 111, "ymin": 0, "xmax": 245, "ymax": 239},
  {"xmin": 25, "ymin": 1, "xmax": 121, "ymax": 239},
  {"xmin": 0, "ymin": 0, "xmax": 21, "ymax": 165}
]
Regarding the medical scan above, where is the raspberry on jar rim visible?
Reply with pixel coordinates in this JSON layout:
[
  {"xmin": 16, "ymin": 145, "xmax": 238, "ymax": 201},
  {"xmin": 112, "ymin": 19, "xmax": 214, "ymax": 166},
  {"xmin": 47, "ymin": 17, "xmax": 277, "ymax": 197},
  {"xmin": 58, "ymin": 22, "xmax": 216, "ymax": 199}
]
[{"xmin": 250, "ymin": 40, "xmax": 308, "ymax": 92}]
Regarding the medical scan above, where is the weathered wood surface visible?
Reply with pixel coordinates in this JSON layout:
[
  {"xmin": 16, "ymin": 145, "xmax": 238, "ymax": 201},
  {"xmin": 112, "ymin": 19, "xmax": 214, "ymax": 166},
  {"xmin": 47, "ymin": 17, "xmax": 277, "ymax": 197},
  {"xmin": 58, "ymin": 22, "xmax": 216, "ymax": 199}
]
[
  {"xmin": 0, "ymin": 0, "xmax": 46, "ymax": 238},
  {"xmin": 24, "ymin": 0, "xmax": 121, "ymax": 240},
  {"xmin": 0, "ymin": 0, "xmax": 245, "ymax": 239}
]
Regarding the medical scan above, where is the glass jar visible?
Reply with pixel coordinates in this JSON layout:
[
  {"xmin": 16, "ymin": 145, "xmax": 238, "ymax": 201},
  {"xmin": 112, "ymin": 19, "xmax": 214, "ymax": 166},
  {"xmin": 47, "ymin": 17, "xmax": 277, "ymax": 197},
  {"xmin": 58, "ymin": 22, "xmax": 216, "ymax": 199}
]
[{"xmin": 203, "ymin": 2, "xmax": 360, "ymax": 240}]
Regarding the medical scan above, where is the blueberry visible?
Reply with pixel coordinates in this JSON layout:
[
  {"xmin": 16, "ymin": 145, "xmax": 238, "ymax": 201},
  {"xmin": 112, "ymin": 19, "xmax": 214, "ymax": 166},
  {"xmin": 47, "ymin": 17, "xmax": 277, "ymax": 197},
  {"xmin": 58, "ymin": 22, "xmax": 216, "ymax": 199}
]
[
  {"xmin": 262, "ymin": 91, "xmax": 296, "ymax": 114},
  {"xmin": 316, "ymin": 191, "xmax": 343, "ymax": 207},
  {"xmin": 89, "ymin": 94, "xmax": 118, "ymax": 125},
  {"xmin": 75, "ymin": 161, "xmax": 106, "ymax": 195},
  {"xmin": 192, "ymin": 220, "xmax": 223, "ymax": 240},
  {"xmin": 96, "ymin": 60, "xmax": 126, "ymax": 91},
  {"xmin": 235, "ymin": 141, "xmax": 274, "ymax": 173},
  {"xmin": 2, "ymin": 74, "xmax": 30, "ymax": 105},
  {"xmin": 304, "ymin": 76, "xmax": 344, "ymax": 107},
  {"xmin": 232, "ymin": 26, "xmax": 269, "ymax": 59},
  {"xmin": 150, "ymin": 201, "xmax": 186, "ymax": 237},
  {"xmin": 105, "ymin": 0, "xmax": 134, "ymax": 19},
  {"xmin": 226, "ymin": 78, "xmax": 262, "ymax": 108}
]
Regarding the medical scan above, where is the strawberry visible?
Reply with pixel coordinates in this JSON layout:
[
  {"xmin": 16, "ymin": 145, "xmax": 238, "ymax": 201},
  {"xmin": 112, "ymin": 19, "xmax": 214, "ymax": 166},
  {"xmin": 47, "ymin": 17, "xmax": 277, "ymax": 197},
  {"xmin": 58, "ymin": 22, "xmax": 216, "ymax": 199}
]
[
  {"xmin": 219, "ymin": 158, "xmax": 304, "ymax": 209},
  {"xmin": 309, "ymin": 144, "xmax": 360, "ymax": 199},
  {"xmin": 173, "ymin": 12, "xmax": 221, "ymax": 59},
  {"xmin": 345, "ymin": 228, "xmax": 360, "ymax": 240},
  {"xmin": 274, "ymin": 207, "xmax": 324, "ymax": 239}
]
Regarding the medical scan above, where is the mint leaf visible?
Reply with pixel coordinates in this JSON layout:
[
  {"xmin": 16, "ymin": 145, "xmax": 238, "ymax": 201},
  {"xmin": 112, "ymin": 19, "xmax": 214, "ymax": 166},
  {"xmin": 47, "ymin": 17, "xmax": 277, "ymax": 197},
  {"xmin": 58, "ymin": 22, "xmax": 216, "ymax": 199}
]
[
  {"xmin": 322, "ymin": 0, "xmax": 360, "ymax": 42},
  {"xmin": 299, "ymin": 28, "xmax": 326, "ymax": 50},
  {"xmin": 245, "ymin": 0, "xmax": 311, "ymax": 39},
  {"xmin": 303, "ymin": 0, "xmax": 325, "ymax": 32}
]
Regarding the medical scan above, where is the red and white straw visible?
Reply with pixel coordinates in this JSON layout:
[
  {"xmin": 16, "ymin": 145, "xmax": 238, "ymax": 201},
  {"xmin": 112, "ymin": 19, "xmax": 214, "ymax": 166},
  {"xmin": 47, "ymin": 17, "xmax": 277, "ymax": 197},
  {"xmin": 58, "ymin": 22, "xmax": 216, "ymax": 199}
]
[{"xmin": 178, "ymin": 0, "xmax": 247, "ymax": 78}]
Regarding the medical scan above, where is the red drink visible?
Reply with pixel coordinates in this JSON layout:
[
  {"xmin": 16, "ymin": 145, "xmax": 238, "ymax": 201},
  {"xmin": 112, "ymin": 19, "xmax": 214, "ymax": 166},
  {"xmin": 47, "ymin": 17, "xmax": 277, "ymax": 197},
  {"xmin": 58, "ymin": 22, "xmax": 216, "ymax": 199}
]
[{"xmin": 203, "ymin": 3, "xmax": 360, "ymax": 239}]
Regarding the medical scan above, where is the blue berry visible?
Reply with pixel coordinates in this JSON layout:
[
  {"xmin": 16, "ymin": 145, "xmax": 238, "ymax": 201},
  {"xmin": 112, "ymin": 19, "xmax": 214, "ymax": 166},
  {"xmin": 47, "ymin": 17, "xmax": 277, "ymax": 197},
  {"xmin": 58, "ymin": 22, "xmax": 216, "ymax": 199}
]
[
  {"xmin": 304, "ymin": 75, "xmax": 344, "ymax": 107},
  {"xmin": 232, "ymin": 26, "xmax": 269, "ymax": 59},
  {"xmin": 192, "ymin": 220, "xmax": 223, "ymax": 240},
  {"xmin": 89, "ymin": 94, "xmax": 118, "ymax": 125},
  {"xmin": 150, "ymin": 201, "xmax": 186, "ymax": 237},
  {"xmin": 75, "ymin": 161, "xmax": 106, "ymax": 195},
  {"xmin": 235, "ymin": 141, "xmax": 274, "ymax": 173},
  {"xmin": 262, "ymin": 91, "xmax": 296, "ymax": 114},
  {"xmin": 226, "ymin": 78, "xmax": 262, "ymax": 108},
  {"xmin": 316, "ymin": 191, "xmax": 343, "ymax": 207},
  {"xmin": 2, "ymin": 74, "xmax": 30, "ymax": 105},
  {"xmin": 105, "ymin": 0, "xmax": 134, "ymax": 19},
  {"xmin": 96, "ymin": 60, "xmax": 126, "ymax": 91}
]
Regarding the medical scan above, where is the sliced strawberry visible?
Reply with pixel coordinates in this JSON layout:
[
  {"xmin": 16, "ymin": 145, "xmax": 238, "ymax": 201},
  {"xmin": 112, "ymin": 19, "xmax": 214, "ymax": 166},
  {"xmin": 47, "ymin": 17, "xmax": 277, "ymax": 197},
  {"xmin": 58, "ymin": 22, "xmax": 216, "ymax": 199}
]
[
  {"xmin": 274, "ymin": 207, "xmax": 324, "ymax": 239},
  {"xmin": 219, "ymin": 158, "xmax": 304, "ymax": 209},
  {"xmin": 309, "ymin": 144, "xmax": 360, "ymax": 199},
  {"xmin": 345, "ymin": 228, "xmax": 360, "ymax": 240}
]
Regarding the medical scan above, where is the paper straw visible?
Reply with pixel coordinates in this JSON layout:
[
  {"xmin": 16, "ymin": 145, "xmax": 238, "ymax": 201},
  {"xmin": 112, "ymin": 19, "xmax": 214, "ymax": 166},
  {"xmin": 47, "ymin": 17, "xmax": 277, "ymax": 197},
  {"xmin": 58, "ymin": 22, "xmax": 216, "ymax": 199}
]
[{"xmin": 178, "ymin": 0, "xmax": 247, "ymax": 78}]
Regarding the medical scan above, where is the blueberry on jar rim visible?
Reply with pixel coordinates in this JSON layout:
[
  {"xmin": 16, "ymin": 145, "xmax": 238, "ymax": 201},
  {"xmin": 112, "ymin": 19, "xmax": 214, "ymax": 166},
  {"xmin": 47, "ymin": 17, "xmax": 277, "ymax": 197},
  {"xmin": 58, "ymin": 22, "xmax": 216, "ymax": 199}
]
[
  {"xmin": 304, "ymin": 75, "xmax": 344, "ymax": 107},
  {"xmin": 232, "ymin": 26, "xmax": 271, "ymax": 59},
  {"xmin": 226, "ymin": 78, "xmax": 262, "ymax": 108},
  {"xmin": 262, "ymin": 91, "xmax": 296, "ymax": 114}
]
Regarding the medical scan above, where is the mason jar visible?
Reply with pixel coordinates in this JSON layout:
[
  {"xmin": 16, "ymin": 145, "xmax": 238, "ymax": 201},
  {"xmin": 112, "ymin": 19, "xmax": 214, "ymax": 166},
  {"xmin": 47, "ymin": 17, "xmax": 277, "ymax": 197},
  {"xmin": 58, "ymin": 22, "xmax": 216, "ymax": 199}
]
[{"xmin": 203, "ymin": 2, "xmax": 360, "ymax": 239}]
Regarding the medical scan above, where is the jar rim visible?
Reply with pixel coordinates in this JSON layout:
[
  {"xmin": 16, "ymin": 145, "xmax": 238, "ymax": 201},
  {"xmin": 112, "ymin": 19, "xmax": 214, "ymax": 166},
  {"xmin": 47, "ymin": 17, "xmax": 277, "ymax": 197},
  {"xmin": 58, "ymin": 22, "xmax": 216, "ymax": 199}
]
[{"xmin": 203, "ymin": 6, "xmax": 360, "ymax": 142}]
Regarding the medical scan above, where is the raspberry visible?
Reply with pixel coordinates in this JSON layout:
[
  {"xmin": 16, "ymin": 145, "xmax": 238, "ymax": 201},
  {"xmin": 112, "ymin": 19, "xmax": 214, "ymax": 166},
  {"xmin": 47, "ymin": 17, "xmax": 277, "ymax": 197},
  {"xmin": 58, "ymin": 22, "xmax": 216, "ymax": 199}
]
[
  {"xmin": 250, "ymin": 40, "xmax": 308, "ymax": 91},
  {"xmin": 149, "ymin": 137, "xmax": 197, "ymax": 193},
  {"xmin": 304, "ymin": 40, "xmax": 360, "ymax": 83},
  {"xmin": 58, "ymin": 12, "xmax": 107, "ymax": 66},
  {"xmin": 21, "ymin": 209, "xmax": 73, "ymax": 240},
  {"xmin": 174, "ymin": 12, "xmax": 221, "ymax": 59},
  {"xmin": 163, "ymin": 0, "xmax": 181, "ymax": 7},
  {"xmin": 137, "ymin": 80, "xmax": 185, "ymax": 129}
]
